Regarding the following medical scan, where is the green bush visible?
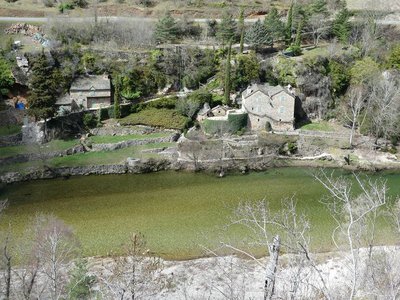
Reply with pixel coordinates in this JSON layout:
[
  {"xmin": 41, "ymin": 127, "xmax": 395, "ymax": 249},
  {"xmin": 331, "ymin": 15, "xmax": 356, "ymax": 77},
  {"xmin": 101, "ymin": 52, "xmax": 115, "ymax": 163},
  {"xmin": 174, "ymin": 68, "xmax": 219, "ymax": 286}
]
[
  {"xmin": 83, "ymin": 113, "xmax": 98, "ymax": 129},
  {"xmin": 187, "ymin": 90, "xmax": 212, "ymax": 106},
  {"xmin": 98, "ymin": 107, "xmax": 109, "ymax": 121},
  {"xmin": 285, "ymin": 45, "xmax": 302, "ymax": 56},
  {"xmin": 58, "ymin": 2, "xmax": 74, "ymax": 13}
]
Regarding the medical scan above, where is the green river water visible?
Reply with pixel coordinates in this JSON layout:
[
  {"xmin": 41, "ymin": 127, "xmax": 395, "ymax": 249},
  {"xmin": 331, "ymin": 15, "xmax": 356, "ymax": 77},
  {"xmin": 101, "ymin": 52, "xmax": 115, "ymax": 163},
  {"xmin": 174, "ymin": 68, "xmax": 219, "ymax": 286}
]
[{"xmin": 1, "ymin": 168, "xmax": 400, "ymax": 259}]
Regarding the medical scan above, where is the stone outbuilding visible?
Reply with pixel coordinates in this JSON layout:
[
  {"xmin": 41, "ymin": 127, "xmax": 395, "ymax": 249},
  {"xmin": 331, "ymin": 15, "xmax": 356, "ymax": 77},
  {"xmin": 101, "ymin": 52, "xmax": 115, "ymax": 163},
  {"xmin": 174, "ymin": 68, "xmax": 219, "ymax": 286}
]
[
  {"xmin": 210, "ymin": 105, "xmax": 230, "ymax": 117},
  {"xmin": 70, "ymin": 75, "xmax": 111, "ymax": 109},
  {"xmin": 56, "ymin": 75, "xmax": 111, "ymax": 110},
  {"xmin": 241, "ymin": 83, "xmax": 296, "ymax": 131}
]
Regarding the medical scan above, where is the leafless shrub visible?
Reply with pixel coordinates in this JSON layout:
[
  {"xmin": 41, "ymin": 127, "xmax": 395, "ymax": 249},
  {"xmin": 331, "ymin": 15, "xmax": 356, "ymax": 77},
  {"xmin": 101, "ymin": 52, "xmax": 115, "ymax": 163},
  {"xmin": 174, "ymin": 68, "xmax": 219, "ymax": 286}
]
[{"xmin": 46, "ymin": 17, "xmax": 155, "ymax": 48}]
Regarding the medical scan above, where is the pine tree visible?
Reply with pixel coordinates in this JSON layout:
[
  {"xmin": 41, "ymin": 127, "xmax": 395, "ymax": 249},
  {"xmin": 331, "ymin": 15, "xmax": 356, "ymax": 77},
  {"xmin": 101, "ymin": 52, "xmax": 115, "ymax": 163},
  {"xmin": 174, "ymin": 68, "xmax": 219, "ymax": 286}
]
[
  {"xmin": 28, "ymin": 51, "xmax": 56, "ymax": 121},
  {"xmin": 216, "ymin": 11, "xmax": 237, "ymax": 45},
  {"xmin": 113, "ymin": 76, "xmax": 121, "ymax": 119},
  {"xmin": 245, "ymin": 19, "xmax": 272, "ymax": 51},
  {"xmin": 285, "ymin": 2, "xmax": 294, "ymax": 45},
  {"xmin": 154, "ymin": 11, "xmax": 179, "ymax": 44},
  {"xmin": 310, "ymin": 0, "xmax": 328, "ymax": 15},
  {"xmin": 238, "ymin": 7, "xmax": 245, "ymax": 53},
  {"xmin": 264, "ymin": 7, "xmax": 285, "ymax": 48},
  {"xmin": 224, "ymin": 41, "xmax": 232, "ymax": 105},
  {"xmin": 332, "ymin": 3, "xmax": 351, "ymax": 43},
  {"xmin": 66, "ymin": 259, "xmax": 95, "ymax": 300}
]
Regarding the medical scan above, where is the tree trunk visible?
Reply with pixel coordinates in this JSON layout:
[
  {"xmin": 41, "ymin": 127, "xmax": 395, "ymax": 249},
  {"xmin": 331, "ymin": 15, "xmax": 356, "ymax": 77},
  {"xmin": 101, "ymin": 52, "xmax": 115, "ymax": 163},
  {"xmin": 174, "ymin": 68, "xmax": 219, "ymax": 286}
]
[
  {"xmin": 4, "ymin": 241, "xmax": 11, "ymax": 300},
  {"xmin": 264, "ymin": 235, "xmax": 280, "ymax": 300}
]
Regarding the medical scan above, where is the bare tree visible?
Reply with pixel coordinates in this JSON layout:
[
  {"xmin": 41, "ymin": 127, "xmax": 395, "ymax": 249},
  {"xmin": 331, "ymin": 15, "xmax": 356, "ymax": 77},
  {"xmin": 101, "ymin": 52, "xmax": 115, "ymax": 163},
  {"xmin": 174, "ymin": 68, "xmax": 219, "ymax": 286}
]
[
  {"xmin": 33, "ymin": 215, "xmax": 80, "ymax": 300},
  {"xmin": 221, "ymin": 197, "xmax": 331, "ymax": 300},
  {"xmin": 315, "ymin": 170, "xmax": 387, "ymax": 299},
  {"xmin": 98, "ymin": 233, "xmax": 167, "ymax": 300},
  {"xmin": 343, "ymin": 86, "xmax": 368, "ymax": 148},
  {"xmin": 368, "ymin": 75, "xmax": 400, "ymax": 145},
  {"xmin": 308, "ymin": 14, "xmax": 329, "ymax": 47}
]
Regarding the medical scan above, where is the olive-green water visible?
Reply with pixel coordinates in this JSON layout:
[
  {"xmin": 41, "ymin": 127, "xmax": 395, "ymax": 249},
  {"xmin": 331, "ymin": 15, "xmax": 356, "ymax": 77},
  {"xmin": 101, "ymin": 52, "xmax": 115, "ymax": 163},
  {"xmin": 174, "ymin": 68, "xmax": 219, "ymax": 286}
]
[{"xmin": 1, "ymin": 168, "xmax": 400, "ymax": 259}]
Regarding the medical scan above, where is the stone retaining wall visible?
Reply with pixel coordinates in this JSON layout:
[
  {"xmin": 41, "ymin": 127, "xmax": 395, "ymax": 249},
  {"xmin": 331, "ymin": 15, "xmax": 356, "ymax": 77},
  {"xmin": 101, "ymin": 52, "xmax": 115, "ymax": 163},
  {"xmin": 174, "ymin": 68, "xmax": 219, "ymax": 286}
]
[
  {"xmin": 91, "ymin": 136, "xmax": 178, "ymax": 152},
  {"xmin": 0, "ymin": 133, "xmax": 22, "ymax": 146}
]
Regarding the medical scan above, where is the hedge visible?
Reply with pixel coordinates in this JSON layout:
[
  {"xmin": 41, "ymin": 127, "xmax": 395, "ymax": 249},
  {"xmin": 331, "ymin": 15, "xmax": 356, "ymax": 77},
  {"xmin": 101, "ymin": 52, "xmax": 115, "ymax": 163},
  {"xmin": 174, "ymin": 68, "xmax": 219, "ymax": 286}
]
[{"xmin": 203, "ymin": 113, "xmax": 248, "ymax": 135}]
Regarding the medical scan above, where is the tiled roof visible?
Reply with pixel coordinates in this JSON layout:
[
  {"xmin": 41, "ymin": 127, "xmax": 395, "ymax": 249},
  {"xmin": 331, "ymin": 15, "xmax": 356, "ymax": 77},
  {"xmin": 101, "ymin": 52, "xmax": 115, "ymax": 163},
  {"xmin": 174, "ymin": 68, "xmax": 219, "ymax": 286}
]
[{"xmin": 70, "ymin": 75, "xmax": 110, "ymax": 91}]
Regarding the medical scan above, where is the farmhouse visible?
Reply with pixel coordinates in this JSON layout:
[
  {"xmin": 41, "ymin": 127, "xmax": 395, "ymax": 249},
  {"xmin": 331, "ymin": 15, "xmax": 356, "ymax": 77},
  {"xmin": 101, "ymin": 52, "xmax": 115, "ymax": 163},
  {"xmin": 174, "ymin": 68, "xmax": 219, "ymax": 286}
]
[
  {"xmin": 56, "ymin": 75, "xmax": 111, "ymax": 110},
  {"xmin": 241, "ymin": 83, "xmax": 296, "ymax": 131}
]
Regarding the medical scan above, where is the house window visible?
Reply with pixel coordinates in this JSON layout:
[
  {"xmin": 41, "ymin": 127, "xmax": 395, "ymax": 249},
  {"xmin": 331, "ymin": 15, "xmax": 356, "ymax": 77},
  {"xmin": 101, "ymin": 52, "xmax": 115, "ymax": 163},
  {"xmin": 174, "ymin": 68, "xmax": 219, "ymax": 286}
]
[
  {"xmin": 280, "ymin": 96, "xmax": 285, "ymax": 102},
  {"xmin": 279, "ymin": 106, "xmax": 285, "ymax": 114}
]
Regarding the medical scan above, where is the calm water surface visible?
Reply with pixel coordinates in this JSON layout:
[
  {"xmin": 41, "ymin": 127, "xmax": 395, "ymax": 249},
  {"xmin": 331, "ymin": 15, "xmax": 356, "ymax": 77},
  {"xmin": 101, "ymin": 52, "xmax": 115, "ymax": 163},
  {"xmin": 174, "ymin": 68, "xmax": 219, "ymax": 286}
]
[{"xmin": 1, "ymin": 168, "xmax": 399, "ymax": 259}]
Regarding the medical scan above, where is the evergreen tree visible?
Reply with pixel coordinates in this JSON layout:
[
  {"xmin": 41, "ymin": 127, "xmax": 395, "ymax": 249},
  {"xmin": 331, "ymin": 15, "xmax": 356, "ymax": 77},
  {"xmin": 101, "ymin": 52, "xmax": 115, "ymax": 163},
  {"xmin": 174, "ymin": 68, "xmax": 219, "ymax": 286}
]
[
  {"xmin": 216, "ymin": 11, "xmax": 237, "ymax": 45},
  {"xmin": 28, "ymin": 51, "xmax": 57, "ymax": 120},
  {"xmin": 294, "ymin": 19, "xmax": 303, "ymax": 47},
  {"xmin": 309, "ymin": 0, "xmax": 328, "ymax": 15},
  {"xmin": 154, "ymin": 11, "xmax": 179, "ymax": 44},
  {"xmin": 245, "ymin": 19, "xmax": 272, "ymax": 51},
  {"xmin": 285, "ymin": 2, "xmax": 294, "ymax": 45},
  {"xmin": 0, "ymin": 56, "xmax": 14, "ymax": 97},
  {"xmin": 332, "ymin": 3, "xmax": 351, "ymax": 43},
  {"xmin": 224, "ymin": 41, "xmax": 232, "ymax": 105},
  {"xmin": 264, "ymin": 7, "xmax": 285, "ymax": 48},
  {"xmin": 238, "ymin": 7, "xmax": 245, "ymax": 53},
  {"xmin": 113, "ymin": 76, "xmax": 121, "ymax": 119},
  {"xmin": 66, "ymin": 259, "xmax": 95, "ymax": 300}
]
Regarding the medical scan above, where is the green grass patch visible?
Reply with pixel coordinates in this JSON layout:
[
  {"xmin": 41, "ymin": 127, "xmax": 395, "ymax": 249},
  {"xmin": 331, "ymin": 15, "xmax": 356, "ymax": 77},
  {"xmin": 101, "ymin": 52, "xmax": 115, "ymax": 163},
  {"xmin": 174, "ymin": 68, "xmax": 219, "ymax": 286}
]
[
  {"xmin": 300, "ymin": 121, "xmax": 334, "ymax": 132},
  {"xmin": 88, "ymin": 133, "xmax": 170, "ymax": 144},
  {"xmin": 0, "ymin": 125, "xmax": 21, "ymax": 136},
  {"xmin": 0, "ymin": 139, "xmax": 79, "ymax": 159},
  {"xmin": 120, "ymin": 108, "xmax": 189, "ymax": 130},
  {"xmin": 1, "ymin": 168, "xmax": 399, "ymax": 260},
  {"xmin": 50, "ymin": 142, "xmax": 175, "ymax": 167}
]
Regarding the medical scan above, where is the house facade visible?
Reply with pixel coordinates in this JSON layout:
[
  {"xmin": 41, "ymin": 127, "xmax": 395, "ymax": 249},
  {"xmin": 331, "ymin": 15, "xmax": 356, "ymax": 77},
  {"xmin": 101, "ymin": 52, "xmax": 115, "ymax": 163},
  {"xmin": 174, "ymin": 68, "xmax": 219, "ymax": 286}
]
[
  {"xmin": 56, "ymin": 75, "xmax": 111, "ymax": 110},
  {"xmin": 241, "ymin": 84, "xmax": 296, "ymax": 131}
]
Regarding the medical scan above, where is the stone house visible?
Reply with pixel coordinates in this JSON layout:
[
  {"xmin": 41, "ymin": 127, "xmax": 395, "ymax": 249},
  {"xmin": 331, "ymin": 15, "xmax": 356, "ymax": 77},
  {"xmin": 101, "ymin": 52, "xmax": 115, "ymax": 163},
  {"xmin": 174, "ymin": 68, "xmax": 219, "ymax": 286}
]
[
  {"xmin": 210, "ymin": 105, "xmax": 230, "ymax": 117},
  {"xmin": 241, "ymin": 84, "xmax": 296, "ymax": 131},
  {"xmin": 56, "ymin": 75, "xmax": 111, "ymax": 110}
]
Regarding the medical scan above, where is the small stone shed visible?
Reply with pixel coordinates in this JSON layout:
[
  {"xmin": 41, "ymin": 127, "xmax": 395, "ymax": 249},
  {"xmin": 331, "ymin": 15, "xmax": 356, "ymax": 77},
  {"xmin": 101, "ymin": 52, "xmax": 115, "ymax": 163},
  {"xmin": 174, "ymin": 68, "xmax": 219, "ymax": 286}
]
[
  {"xmin": 241, "ymin": 83, "xmax": 296, "ymax": 131},
  {"xmin": 56, "ymin": 75, "xmax": 111, "ymax": 110}
]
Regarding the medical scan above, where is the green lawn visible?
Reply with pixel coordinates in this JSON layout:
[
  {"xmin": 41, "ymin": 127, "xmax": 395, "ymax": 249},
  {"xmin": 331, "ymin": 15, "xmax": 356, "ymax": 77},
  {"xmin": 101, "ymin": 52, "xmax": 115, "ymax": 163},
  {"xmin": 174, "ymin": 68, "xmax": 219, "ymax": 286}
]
[
  {"xmin": 0, "ymin": 139, "xmax": 79, "ymax": 159},
  {"xmin": 88, "ymin": 133, "xmax": 170, "ymax": 144},
  {"xmin": 1, "ymin": 168, "xmax": 399, "ymax": 260},
  {"xmin": 0, "ymin": 125, "xmax": 21, "ymax": 136},
  {"xmin": 300, "ymin": 121, "xmax": 334, "ymax": 132},
  {"xmin": 120, "ymin": 108, "xmax": 189, "ymax": 130},
  {"xmin": 50, "ymin": 142, "xmax": 175, "ymax": 167}
]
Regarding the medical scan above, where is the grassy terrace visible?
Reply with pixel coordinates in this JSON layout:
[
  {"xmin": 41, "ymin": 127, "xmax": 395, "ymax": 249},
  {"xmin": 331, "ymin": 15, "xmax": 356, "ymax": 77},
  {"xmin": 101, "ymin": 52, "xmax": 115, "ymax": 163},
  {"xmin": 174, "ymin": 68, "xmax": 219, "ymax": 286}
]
[
  {"xmin": 0, "ymin": 125, "xmax": 21, "ymax": 136},
  {"xmin": 0, "ymin": 142, "xmax": 175, "ymax": 173},
  {"xmin": 299, "ymin": 121, "xmax": 335, "ymax": 132},
  {"xmin": 1, "ymin": 168, "xmax": 399, "ymax": 260},
  {"xmin": 0, "ymin": 139, "xmax": 79, "ymax": 159},
  {"xmin": 120, "ymin": 108, "xmax": 189, "ymax": 130},
  {"xmin": 87, "ymin": 132, "xmax": 171, "ymax": 144}
]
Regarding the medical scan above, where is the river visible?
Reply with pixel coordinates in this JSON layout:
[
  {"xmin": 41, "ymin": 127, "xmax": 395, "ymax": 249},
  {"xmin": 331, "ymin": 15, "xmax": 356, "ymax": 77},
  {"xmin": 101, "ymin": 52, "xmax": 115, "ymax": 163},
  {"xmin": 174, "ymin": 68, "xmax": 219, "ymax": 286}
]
[{"xmin": 1, "ymin": 168, "xmax": 399, "ymax": 259}]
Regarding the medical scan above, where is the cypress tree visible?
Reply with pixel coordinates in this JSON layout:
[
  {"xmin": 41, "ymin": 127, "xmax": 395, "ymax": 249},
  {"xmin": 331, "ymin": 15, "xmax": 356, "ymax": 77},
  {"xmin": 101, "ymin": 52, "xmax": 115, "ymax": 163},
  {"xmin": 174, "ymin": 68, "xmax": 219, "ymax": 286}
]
[
  {"xmin": 238, "ymin": 7, "xmax": 245, "ymax": 53},
  {"xmin": 113, "ymin": 76, "xmax": 121, "ymax": 119},
  {"xmin": 285, "ymin": 2, "xmax": 294, "ymax": 46},
  {"xmin": 294, "ymin": 19, "xmax": 303, "ymax": 47},
  {"xmin": 224, "ymin": 41, "xmax": 232, "ymax": 105},
  {"xmin": 28, "ymin": 50, "xmax": 56, "ymax": 121}
]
